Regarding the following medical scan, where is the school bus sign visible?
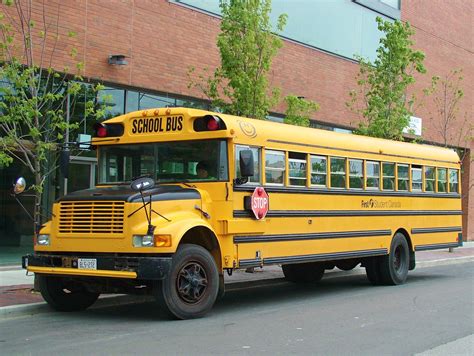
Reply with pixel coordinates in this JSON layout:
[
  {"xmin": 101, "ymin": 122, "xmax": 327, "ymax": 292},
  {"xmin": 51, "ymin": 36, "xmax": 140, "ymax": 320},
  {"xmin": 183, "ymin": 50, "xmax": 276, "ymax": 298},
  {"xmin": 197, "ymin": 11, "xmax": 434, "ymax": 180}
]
[{"xmin": 252, "ymin": 187, "xmax": 269, "ymax": 220}]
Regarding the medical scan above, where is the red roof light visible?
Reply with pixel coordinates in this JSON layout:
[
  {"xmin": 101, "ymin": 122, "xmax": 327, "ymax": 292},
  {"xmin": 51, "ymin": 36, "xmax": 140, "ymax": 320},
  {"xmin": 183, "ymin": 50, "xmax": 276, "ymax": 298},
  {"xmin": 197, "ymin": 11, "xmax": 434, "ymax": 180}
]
[{"xmin": 207, "ymin": 117, "xmax": 220, "ymax": 131}]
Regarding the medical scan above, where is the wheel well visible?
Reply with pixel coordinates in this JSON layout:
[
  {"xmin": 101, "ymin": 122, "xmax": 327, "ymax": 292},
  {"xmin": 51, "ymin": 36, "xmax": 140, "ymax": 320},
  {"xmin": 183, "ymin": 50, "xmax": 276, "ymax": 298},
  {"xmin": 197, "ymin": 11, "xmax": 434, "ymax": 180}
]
[
  {"xmin": 179, "ymin": 226, "xmax": 222, "ymax": 272},
  {"xmin": 395, "ymin": 228, "xmax": 416, "ymax": 270}
]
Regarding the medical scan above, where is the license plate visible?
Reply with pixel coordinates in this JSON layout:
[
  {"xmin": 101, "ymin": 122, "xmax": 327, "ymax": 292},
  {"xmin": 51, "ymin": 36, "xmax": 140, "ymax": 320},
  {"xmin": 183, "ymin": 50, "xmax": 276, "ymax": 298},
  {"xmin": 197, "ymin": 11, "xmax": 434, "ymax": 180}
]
[{"xmin": 78, "ymin": 258, "xmax": 97, "ymax": 270}]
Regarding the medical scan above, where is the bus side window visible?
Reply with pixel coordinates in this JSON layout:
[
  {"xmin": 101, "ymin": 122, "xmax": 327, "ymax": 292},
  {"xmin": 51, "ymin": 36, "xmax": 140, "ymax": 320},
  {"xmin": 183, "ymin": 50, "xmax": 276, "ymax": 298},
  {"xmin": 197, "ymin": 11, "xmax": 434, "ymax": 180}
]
[
  {"xmin": 235, "ymin": 145, "xmax": 260, "ymax": 184},
  {"xmin": 411, "ymin": 166, "xmax": 422, "ymax": 191},
  {"xmin": 349, "ymin": 159, "xmax": 363, "ymax": 189},
  {"xmin": 437, "ymin": 168, "xmax": 447, "ymax": 193},
  {"xmin": 330, "ymin": 157, "xmax": 346, "ymax": 189},
  {"xmin": 289, "ymin": 152, "xmax": 307, "ymax": 187},
  {"xmin": 265, "ymin": 150, "xmax": 285, "ymax": 185},
  {"xmin": 366, "ymin": 161, "xmax": 380, "ymax": 190},
  {"xmin": 425, "ymin": 166, "xmax": 435, "ymax": 192},
  {"xmin": 449, "ymin": 169, "xmax": 459, "ymax": 193},
  {"xmin": 310, "ymin": 155, "xmax": 327, "ymax": 187},
  {"xmin": 382, "ymin": 162, "xmax": 395, "ymax": 190},
  {"xmin": 397, "ymin": 164, "xmax": 409, "ymax": 191}
]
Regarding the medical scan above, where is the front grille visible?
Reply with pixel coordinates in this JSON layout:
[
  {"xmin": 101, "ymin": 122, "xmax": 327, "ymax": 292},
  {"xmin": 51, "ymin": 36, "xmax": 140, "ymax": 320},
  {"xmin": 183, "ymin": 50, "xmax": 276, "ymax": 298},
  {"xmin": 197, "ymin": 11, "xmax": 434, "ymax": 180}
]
[{"xmin": 59, "ymin": 201, "xmax": 125, "ymax": 234}]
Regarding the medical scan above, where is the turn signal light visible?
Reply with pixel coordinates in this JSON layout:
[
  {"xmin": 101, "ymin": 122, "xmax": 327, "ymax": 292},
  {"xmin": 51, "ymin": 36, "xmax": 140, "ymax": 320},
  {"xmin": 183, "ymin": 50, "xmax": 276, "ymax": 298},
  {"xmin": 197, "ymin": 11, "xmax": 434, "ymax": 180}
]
[{"xmin": 154, "ymin": 234, "xmax": 172, "ymax": 247}]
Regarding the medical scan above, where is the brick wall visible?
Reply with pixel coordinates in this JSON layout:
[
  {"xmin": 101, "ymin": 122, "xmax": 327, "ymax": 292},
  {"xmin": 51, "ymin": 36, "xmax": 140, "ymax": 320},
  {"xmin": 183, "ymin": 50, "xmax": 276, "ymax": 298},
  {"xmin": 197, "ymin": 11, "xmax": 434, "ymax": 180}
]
[{"xmin": 2, "ymin": 0, "xmax": 472, "ymax": 238}]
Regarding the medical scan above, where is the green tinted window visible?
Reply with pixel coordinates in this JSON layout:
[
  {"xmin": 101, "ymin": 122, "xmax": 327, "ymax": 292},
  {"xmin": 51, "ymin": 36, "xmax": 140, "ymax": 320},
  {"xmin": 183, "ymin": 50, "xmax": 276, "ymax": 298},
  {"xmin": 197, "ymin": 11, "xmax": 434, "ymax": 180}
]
[
  {"xmin": 425, "ymin": 166, "xmax": 435, "ymax": 192},
  {"xmin": 311, "ymin": 155, "xmax": 327, "ymax": 187},
  {"xmin": 330, "ymin": 157, "xmax": 346, "ymax": 189},
  {"xmin": 397, "ymin": 164, "xmax": 409, "ymax": 191},
  {"xmin": 383, "ymin": 162, "xmax": 395, "ymax": 190},
  {"xmin": 366, "ymin": 161, "xmax": 380, "ymax": 189},
  {"xmin": 412, "ymin": 167, "xmax": 422, "ymax": 191},
  {"xmin": 289, "ymin": 159, "xmax": 307, "ymax": 186},
  {"xmin": 437, "ymin": 168, "xmax": 447, "ymax": 193},
  {"xmin": 349, "ymin": 159, "xmax": 363, "ymax": 189},
  {"xmin": 449, "ymin": 169, "xmax": 458, "ymax": 193},
  {"xmin": 265, "ymin": 150, "xmax": 285, "ymax": 185}
]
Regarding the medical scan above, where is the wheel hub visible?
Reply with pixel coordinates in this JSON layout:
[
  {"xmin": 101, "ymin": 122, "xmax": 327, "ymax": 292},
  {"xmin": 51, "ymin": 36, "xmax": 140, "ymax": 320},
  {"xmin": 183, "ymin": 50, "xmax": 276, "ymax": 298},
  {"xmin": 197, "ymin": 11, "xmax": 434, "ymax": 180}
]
[{"xmin": 176, "ymin": 262, "xmax": 208, "ymax": 304}]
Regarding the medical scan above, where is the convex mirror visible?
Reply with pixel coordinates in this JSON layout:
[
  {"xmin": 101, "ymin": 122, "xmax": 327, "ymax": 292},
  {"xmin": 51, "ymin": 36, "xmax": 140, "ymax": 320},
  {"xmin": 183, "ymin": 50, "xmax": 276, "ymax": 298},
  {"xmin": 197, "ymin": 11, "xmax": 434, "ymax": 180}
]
[
  {"xmin": 131, "ymin": 177, "xmax": 155, "ymax": 191},
  {"xmin": 13, "ymin": 177, "xmax": 26, "ymax": 194}
]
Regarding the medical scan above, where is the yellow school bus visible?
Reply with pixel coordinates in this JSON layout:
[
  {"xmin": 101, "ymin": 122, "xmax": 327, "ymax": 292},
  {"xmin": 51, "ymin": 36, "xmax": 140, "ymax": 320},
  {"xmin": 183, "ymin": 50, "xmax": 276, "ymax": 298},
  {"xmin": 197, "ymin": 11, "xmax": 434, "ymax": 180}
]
[{"xmin": 22, "ymin": 107, "xmax": 462, "ymax": 319}]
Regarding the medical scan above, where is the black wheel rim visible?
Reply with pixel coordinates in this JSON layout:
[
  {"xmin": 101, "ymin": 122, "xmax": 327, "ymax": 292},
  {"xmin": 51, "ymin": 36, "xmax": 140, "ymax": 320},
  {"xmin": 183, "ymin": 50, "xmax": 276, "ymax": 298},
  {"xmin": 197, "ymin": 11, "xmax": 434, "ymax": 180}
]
[{"xmin": 176, "ymin": 261, "xmax": 208, "ymax": 304}]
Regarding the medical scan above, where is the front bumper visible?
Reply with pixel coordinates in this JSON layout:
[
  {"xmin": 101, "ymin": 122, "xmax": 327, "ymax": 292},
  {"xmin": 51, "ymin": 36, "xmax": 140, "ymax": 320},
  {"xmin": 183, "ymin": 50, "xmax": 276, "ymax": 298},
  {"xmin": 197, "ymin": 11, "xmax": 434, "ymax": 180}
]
[{"xmin": 22, "ymin": 254, "xmax": 172, "ymax": 280}]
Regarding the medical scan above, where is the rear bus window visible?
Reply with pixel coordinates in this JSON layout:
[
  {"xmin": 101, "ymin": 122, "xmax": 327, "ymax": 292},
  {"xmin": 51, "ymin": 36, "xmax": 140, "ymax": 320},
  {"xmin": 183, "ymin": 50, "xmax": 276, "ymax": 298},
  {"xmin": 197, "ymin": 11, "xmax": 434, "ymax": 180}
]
[
  {"xmin": 412, "ymin": 166, "xmax": 422, "ymax": 191},
  {"xmin": 366, "ymin": 161, "xmax": 380, "ymax": 189},
  {"xmin": 425, "ymin": 166, "xmax": 435, "ymax": 192},
  {"xmin": 330, "ymin": 157, "xmax": 346, "ymax": 189},
  {"xmin": 383, "ymin": 162, "xmax": 395, "ymax": 190},
  {"xmin": 265, "ymin": 150, "xmax": 285, "ymax": 185},
  {"xmin": 311, "ymin": 155, "xmax": 327, "ymax": 187},
  {"xmin": 437, "ymin": 168, "xmax": 447, "ymax": 193},
  {"xmin": 449, "ymin": 169, "xmax": 459, "ymax": 193},
  {"xmin": 349, "ymin": 159, "xmax": 363, "ymax": 189}
]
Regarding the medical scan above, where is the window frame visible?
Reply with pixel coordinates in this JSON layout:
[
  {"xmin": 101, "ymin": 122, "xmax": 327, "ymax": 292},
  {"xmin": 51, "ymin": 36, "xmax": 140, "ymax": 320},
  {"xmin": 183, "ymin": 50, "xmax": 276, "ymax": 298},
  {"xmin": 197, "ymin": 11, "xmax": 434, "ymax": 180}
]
[
  {"xmin": 310, "ymin": 155, "xmax": 327, "ymax": 188},
  {"xmin": 235, "ymin": 144, "xmax": 261, "ymax": 185},
  {"xmin": 288, "ymin": 157, "xmax": 307, "ymax": 187},
  {"xmin": 437, "ymin": 167, "xmax": 448, "ymax": 193},
  {"xmin": 366, "ymin": 161, "xmax": 380, "ymax": 190},
  {"xmin": 424, "ymin": 166, "xmax": 436, "ymax": 192},
  {"xmin": 397, "ymin": 164, "xmax": 409, "ymax": 191},
  {"xmin": 264, "ymin": 149, "xmax": 286, "ymax": 186},
  {"xmin": 411, "ymin": 166, "xmax": 423, "ymax": 191},
  {"xmin": 329, "ymin": 156, "xmax": 346, "ymax": 189},
  {"xmin": 382, "ymin": 162, "xmax": 395, "ymax": 191},
  {"xmin": 449, "ymin": 168, "xmax": 459, "ymax": 193},
  {"xmin": 348, "ymin": 159, "xmax": 364, "ymax": 190}
]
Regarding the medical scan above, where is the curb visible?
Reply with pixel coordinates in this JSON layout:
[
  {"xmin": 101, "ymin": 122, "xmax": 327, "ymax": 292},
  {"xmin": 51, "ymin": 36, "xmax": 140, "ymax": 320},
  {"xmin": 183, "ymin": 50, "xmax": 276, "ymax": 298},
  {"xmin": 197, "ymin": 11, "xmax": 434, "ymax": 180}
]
[{"xmin": 1, "ymin": 256, "xmax": 473, "ymax": 320}]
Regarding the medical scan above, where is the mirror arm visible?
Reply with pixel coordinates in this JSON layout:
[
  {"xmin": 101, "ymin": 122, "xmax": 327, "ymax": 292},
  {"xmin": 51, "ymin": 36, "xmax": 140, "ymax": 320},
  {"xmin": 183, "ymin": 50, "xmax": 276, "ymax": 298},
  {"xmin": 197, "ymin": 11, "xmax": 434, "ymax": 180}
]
[{"xmin": 11, "ymin": 194, "xmax": 34, "ymax": 224}]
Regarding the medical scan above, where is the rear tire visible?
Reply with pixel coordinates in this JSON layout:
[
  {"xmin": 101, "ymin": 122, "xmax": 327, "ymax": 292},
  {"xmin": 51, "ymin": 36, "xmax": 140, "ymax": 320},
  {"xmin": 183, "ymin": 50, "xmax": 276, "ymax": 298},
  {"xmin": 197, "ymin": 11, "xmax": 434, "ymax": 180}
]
[
  {"xmin": 379, "ymin": 233, "xmax": 410, "ymax": 285},
  {"xmin": 156, "ymin": 244, "xmax": 219, "ymax": 319},
  {"xmin": 37, "ymin": 275, "xmax": 99, "ymax": 312},
  {"xmin": 365, "ymin": 257, "xmax": 383, "ymax": 285},
  {"xmin": 282, "ymin": 262, "xmax": 325, "ymax": 283}
]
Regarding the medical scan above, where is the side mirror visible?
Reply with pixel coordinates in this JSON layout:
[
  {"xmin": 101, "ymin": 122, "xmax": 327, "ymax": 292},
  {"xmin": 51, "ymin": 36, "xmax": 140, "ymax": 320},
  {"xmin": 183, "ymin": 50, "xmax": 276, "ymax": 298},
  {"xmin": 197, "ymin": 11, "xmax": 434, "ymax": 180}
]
[
  {"xmin": 239, "ymin": 150, "xmax": 254, "ymax": 178},
  {"xmin": 13, "ymin": 177, "xmax": 26, "ymax": 195},
  {"xmin": 60, "ymin": 150, "xmax": 70, "ymax": 178},
  {"xmin": 131, "ymin": 177, "xmax": 155, "ymax": 191}
]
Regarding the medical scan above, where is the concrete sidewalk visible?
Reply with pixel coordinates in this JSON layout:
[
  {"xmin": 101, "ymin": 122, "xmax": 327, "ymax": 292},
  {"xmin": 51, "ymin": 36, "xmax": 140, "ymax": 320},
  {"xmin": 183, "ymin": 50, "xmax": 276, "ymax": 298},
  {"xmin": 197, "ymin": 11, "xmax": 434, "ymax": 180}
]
[{"xmin": 1, "ymin": 242, "xmax": 473, "ymax": 318}]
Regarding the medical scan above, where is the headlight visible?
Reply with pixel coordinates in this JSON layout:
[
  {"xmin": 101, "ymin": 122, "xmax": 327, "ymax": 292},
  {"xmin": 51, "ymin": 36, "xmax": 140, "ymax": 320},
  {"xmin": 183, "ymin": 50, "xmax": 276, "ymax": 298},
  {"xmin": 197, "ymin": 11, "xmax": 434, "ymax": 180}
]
[
  {"xmin": 133, "ymin": 235, "xmax": 154, "ymax": 247},
  {"xmin": 132, "ymin": 234, "xmax": 172, "ymax": 247},
  {"xmin": 36, "ymin": 234, "xmax": 50, "ymax": 246}
]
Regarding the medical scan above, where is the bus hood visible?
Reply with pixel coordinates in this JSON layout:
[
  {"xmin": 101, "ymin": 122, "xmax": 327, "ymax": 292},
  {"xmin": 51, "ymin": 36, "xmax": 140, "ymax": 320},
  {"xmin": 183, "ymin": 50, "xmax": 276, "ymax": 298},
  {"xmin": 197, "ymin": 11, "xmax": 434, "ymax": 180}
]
[{"xmin": 57, "ymin": 185, "xmax": 201, "ymax": 203}]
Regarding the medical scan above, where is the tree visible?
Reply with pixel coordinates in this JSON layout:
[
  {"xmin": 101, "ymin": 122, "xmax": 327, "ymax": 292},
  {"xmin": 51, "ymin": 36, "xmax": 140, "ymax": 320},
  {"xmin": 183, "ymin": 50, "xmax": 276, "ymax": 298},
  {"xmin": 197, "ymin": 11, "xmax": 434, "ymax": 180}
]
[
  {"xmin": 424, "ymin": 69, "xmax": 473, "ymax": 192},
  {"xmin": 189, "ymin": 0, "xmax": 287, "ymax": 120},
  {"xmin": 284, "ymin": 95, "xmax": 320, "ymax": 127},
  {"xmin": 348, "ymin": 17, "xmax": 426, "ymax": 141},
  {"xmin": 0, "ymin": 0, "xmax": 106, "ymax": 232}
]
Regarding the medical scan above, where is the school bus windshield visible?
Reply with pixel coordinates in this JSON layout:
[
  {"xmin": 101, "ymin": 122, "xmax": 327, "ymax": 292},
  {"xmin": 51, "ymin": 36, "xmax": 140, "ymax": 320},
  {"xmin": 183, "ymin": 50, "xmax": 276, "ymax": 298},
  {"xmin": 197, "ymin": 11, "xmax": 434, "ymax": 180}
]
[{"xmin": 98, "ymin": 139, "xmax": 229, "ymax": 184}]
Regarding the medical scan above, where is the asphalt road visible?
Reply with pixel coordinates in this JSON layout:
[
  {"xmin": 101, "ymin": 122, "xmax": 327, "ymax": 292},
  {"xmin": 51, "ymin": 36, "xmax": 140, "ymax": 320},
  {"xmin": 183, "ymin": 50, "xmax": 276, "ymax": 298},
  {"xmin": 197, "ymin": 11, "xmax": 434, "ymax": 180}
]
[{"xmin": 1, "ymin": 262, "xmax": 473, "ymax": 355}]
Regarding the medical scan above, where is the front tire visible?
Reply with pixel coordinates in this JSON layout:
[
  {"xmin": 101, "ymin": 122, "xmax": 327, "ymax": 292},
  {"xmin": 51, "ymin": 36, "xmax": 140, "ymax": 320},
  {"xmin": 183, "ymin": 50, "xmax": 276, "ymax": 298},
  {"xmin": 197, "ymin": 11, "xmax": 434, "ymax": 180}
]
[
  {"xmin": 282, "ymin": 262, "xmax": 325, "ymax": 283},
  {"xmin": 37, "ymin": 275, "xmax": 99, "ymax": 312},
  {"xmin": 156, "ymin": 244, "xmax": 219, "ymax": 319},
  {"xmin": 379, "ymin": 233, "xmax": 410, "ymax": 285}
]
